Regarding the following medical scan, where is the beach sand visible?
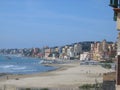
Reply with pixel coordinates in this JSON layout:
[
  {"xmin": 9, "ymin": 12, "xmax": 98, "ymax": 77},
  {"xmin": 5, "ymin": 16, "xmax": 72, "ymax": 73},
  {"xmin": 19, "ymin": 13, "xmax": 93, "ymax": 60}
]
[{"xmin": 0, "ymin": 62, "xmax": 114, "ymax": 88}]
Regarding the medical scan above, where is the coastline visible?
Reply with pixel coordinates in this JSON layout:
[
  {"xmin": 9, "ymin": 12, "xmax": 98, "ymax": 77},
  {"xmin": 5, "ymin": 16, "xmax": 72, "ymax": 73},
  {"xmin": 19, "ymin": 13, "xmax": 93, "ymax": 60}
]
[
  {"xmin": 0, "ymin": 60, "xmax": 114, "ymax": 88},
  {"xmin": 0, "ymin": 61, "xmax": 74, "ymax": 81}
]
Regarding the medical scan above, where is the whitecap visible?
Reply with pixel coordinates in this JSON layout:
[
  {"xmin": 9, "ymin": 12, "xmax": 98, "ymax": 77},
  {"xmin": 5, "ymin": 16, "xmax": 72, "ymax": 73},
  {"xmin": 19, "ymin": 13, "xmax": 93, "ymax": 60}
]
[
  {"xmin": 11, "ymin": 66, "xmax": 26, "ymax": 70},
  {"xmin": 2, "ymin": 65, "xmax": 14, "ymax": 68}
]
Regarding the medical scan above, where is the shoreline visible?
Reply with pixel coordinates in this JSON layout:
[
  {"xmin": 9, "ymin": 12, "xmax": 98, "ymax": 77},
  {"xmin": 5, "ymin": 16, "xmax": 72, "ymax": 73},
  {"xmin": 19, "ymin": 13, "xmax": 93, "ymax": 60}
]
[
  {"xmin": 0, "ymin": 63, "xmax": 73, "ymax": 81},
  {"xmin": 0, "ymin": 62, "xmax": 115, "ymax": 88},
  {"xmin": 0, "ymin": 55, "xmax": 80, "ymax": 82}
]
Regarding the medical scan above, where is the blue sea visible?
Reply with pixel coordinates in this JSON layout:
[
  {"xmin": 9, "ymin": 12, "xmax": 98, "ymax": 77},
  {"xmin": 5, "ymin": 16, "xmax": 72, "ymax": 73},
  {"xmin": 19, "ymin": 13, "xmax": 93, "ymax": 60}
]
[{"xmin": 0, "ymin": 55, "xmax": 56, "ymax": 74}]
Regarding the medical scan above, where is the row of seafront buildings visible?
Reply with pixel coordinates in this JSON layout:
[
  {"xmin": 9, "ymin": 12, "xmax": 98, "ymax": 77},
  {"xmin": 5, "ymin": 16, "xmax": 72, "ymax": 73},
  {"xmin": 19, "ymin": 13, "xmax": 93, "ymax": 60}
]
[
  {"xmin": 44, "ymin": 43, "xmax": 82, "ymax": 60},
  {"xmin": 80, "ymin": 40, "xmax": 116, "ymax": 61},
  {"xmin": 0, "ymin": 39, "xmax": 117, "ymax": 61},
  {"xmin": 44, "ymin": 39, "xmax": 116, "ymax": 61},
  {"xmin": 90, "ymin": 39, "xmax": 116, "ymax": 61}
]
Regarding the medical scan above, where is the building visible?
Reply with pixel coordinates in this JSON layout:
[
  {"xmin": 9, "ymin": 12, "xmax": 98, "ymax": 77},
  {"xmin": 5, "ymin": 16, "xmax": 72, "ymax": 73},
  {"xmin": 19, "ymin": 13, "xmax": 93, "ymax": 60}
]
[
  {"xmin": 67, "ymin": 46, "xmax": 74, "ymax": 59},
  {"xmin": 80, "ymin": 52, "xmax": 90, "ymax": 61},
  {"xmin": 44, "ymin": 48, "xmax": 51, "ymax": 59},
  {"xmin": 90, "ymin": 40, "xmax": 116, "ymax": 61},
  {"xmin": 73, "ymin": 43, "xmax": 82, "ymax": 59},
  {"xmin": 60, "ymin": 45, "xmax": 69, "ymax": 59}
]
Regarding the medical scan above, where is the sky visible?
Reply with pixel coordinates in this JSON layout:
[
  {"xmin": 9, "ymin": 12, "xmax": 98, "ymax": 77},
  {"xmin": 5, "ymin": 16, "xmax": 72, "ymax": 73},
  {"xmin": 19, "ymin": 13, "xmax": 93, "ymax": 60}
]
[{"xmin": 0, "ymin": 0, "xmax": 118, "ymax": 48}]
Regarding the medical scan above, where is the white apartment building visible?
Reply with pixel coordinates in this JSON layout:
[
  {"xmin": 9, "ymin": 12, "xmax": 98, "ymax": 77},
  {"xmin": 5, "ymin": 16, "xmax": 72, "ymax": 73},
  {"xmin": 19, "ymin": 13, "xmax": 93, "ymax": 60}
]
[
  {"xmin": 80, "ymin": 52, "xmax": 90, "ymax": 61},
  {"xmin": 67, "ymin": 46, "xmax": 74, "ymax": 58},
  {"xmin": 74, "ymin": 43, "xmax": 82, "ymax": 57}
]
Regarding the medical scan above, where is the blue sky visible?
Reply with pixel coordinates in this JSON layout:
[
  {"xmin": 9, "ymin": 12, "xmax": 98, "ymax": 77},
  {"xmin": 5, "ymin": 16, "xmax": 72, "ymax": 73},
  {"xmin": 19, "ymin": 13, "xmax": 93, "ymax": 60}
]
[{"xmin": 0, "ymin": 0, "xmax": 118, "ymax": 48}]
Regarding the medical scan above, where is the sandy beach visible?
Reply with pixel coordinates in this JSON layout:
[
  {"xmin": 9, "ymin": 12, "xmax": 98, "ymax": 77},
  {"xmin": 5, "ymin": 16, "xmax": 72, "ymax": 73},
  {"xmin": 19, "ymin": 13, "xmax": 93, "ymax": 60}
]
[{"xmin": 0, "ymin": 62, "xmax": 114, "ymax": 88}]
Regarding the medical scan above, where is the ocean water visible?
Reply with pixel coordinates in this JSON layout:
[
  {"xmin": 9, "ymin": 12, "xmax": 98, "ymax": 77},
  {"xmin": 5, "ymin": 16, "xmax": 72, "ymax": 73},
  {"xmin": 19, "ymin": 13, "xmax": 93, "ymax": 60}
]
[{"xmin": 0, "ymin": 55, "xmax": 56, "ymax": 74}]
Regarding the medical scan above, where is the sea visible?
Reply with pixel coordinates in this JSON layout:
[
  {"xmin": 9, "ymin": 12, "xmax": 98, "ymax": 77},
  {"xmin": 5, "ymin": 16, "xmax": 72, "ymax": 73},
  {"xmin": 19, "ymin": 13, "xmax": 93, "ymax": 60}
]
[{"xmin": 0, "ymin": 55, "xmax": 56, "ymax": 74}]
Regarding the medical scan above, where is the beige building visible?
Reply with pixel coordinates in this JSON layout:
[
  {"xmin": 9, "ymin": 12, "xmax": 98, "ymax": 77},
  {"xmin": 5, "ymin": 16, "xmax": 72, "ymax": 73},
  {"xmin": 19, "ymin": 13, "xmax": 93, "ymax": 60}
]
[
  {"xmin": 60, "ymin": 46, "xmax": 68, "ymax": 59},
  {"xmin": 91, "ymin": 42, "xmax": 102, "ymax": 60},
  {"xmin": 91, "ymin": 40, "xmax": 116, "ymax": 61}
]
